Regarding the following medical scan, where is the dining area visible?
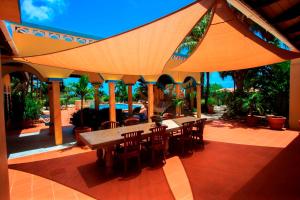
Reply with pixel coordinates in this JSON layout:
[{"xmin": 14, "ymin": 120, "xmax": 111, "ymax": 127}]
[{"xmin": 79, "ymin": 115, "xmax": 207, "ymax": 175}]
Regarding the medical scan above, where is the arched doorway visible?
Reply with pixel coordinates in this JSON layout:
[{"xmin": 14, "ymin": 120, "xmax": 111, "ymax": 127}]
[{"xmin": 155, "ymin": 74, "xmax": 176, "ymax": 114}]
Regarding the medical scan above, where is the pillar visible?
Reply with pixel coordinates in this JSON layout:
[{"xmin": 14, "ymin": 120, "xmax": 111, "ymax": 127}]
[
  {"xmin": 196, "ymin": 84, "xmax": 201, "ymax": 118},
  {"xmin": 48, "ymin": 80, "xmax": 63, "ymax": 145},
  {"xmin": 175, "ymin": 83, "xmax": 181, "ymax": 116},
  {"xmin": 0, "ymin": 52, "xmax": 10, "ymax": 200},
  {"xmin": 92, "ymin": 83, "xmax": 101, "ymax": 111},
  {"xmin": 147, "ymin": 83, "xmax": 154, "ymax": 122},
  {"xmin": 127, "ymin": 84, "xmax": 133, "ymax": 115},
  {"xmin": 48, "ymin": 84, "xmax": 54, "ymax": 134},
  {"xmin": 289, "ymin": 58, "xmax": 300, "ymax": 130},
  {"xmin": 190, "ymin": 87, "xmax": 195, "ymax": 110},
  {"xmin": 108, "ymin": 81, "xmax": 116, "ymax": 121},
  {"xmin": 3, "ymin": 74, "xmax": 11, "ymax": 126}
]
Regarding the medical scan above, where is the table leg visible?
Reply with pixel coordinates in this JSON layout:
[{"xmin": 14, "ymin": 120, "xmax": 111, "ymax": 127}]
[
  {"xmin": 97, "ymin": 148, "xmax": 105, "ymax": 166},
  {"xmin": 104, "ymin": 146, "xmax": 114, "ymax": 175}
]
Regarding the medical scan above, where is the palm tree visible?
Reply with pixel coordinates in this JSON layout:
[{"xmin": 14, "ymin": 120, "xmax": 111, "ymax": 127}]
[
  {"xmin": 72, "ymin": 75, "xmax": 93, "ymax": 126},
  {"xmin": 204, "ymin": 72, "xmax": 210, "ymax": 111},
  {"xmin": 62, "ymin": 85, "xmax": 74, "ymax": 109}
]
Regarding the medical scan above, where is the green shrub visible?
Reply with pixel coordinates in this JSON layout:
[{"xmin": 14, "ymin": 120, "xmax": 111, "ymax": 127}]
[
  {"xmin": 23, "ymin": 94, "xmax": 43, "ymax": 120},
  {"xmin": 70, "ymin": 108, "xmax": 125, "ymax": 130}
]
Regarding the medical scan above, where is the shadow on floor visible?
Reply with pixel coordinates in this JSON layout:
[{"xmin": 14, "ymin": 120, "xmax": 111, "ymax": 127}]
[
  {"xmin": 229, "ymin": 135, "xmax": 300, "ymax": 200},
  {"xmin": 9, "ymin": 150, "xmax": 174, "ymax": 200},
  {"xmin": 6, "ymin": 125, "xmax": 76, "ymax": 156}
]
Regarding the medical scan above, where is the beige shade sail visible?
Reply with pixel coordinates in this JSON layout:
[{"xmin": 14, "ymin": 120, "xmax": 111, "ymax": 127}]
[
  {"xmin": 169, "ymin": 0, "xmax": 300, "ymax": 72},
  {"xmin": 14, "ymin": 0, "xmax": 215, "ymax": 75}
]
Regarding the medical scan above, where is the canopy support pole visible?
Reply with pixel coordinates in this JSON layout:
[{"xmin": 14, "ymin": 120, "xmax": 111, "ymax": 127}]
[
  {"xmin": 48, "ymin": 80, "xmax": 63, "ymax": 145},
  {"xmin": 127, "ymin": 84, "xmax": 133, "ymax": 116},
  {"xmin": 289, "ymin": 58, "xmax": 300, "ymax": 130},
  {"xmin": 196, "ymin": 84, "xmax": 201, "ymax": 118},
  {"xmin": 108, "ymin": 81, "xmax": 116, "ymax": 122},
  {"xmin": 175, "ymin": 83, "xmax": 181, "ymax": 117},
  {"xmin": 92, "ymin": 83, "xmax": 101, "ymax": 111},
  {"xmin": 147, "ymin": 83, "xmax": 154, "ymax": 122},
  {"xmin": 0, "ymin": 51, "xmax": 10, "ymax": 200}
]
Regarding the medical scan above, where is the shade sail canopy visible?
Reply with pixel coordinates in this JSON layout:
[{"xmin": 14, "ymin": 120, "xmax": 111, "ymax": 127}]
[
  {"xmin": 15, "ymin": 0, "xmax": 215, "ymax": 75},
  {"xmin": 169, "ymin": 0, "xmax": 300, "ymax": 72}
]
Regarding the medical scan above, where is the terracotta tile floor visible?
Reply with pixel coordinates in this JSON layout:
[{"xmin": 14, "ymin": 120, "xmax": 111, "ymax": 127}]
[
  {"xmin": 9, "ymin": 169, "xmax": 95, "ymax": 200},
  {"xmin": 8, "ymin": 119, "xmax": 300, "ymax": 200}
]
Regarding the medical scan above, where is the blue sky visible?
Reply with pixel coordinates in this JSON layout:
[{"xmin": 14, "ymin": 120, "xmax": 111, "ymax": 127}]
[{"xmin": 20, "ymin": 0, "xmax": 234, "ymax": 91}]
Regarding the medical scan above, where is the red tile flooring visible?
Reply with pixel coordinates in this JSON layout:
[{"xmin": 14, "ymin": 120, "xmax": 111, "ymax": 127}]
[
  {"xmin": 9, "ymin": 150, "xmax": 174, "ymax": 200},
  {"xmin": 8, "ymin": 119, "xmax": 300, "ymax": 200}
]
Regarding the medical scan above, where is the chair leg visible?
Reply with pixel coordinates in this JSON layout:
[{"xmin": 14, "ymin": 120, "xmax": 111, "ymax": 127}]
[
  {"xmin": 124, "ymin": 159, "xmax": 128, "ymax": 174},
  {"xmin": 162, "ymin": 150, "xmax": 166, "ymax": 164},
  {"xmin": 138, "ymin": 155, "xmax": 141, "ymax": 171},
  {"xmin": 152, "ymin": 150, "xmax": 155, "ymax": 166}
]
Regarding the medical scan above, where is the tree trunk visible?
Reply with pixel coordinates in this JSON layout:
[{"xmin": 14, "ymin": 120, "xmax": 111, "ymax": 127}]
[
  {"xmin": 201, "ymin": 72, "xmax": 204, "ymax": 97},
  {"xmin": 80, "ymin": 97, "xmax": 84, "ymax": 127},
  {"xmin": 204, "ymin": 72, "xmax": 210, "ymax": 112}
]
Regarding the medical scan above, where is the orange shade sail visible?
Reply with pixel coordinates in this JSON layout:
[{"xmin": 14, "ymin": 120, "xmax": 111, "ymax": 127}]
[
  {"xmin": 170, "ymin": 0, "xmax": 300, "ymax": 72},
  {"xmin": 15, "ymin": 0, "xmax": 215, "ymax": 75}
]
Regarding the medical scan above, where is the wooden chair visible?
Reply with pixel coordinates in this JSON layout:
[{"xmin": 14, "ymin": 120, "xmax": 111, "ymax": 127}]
[
  {"xmin": 192, "ymin": 118, "xmax": 207, "ymax": 146},
  {"xmin": 162, "ymin": 112, "xmax": 174, "ymax": 120},
  {"xmin": 149, "ymin": 125, "xmax": 168, "ymax": 165},
  {"xmin": 178, "ymin": 121, "xmax": 194, "ymax": 155},
  {"xmin": 124, "ymin": 117, "xmax": 140, "ymax": 126},
  {"xmin": 120, "ymin": 130, "xmax": 143, "ymax": 174},
  {"xmin": 101, "ymin": 121, "xmax": 119, "ymax": 130}
]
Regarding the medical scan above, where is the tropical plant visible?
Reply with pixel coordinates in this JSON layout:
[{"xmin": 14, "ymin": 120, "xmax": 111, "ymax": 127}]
[
  {"xmin": 134, "ymin": 81, "xmax": 147, "ymax": 101},
  {"xmin": 62, "ymin": 85, "xmax": 74, "ymax": 108},
  {"xmin": 173, "ymin": 97, "xmax": 184, "ymax": 115},
  {"xmin": 207, "ymin": 97, "xmax": 217, "ymax": 106},
  {"xmin": 23, "ymin": 94, "xmax": 43, "ymax": 120},
  {"xmin": 241, "ymin": 92, "xmax": 264, "ymax": 116},
  {"xmin": 72, "ymin": 75, "xmax": 93, "ymax": 126},
  {"xmin": 115, "ymin": 80, "xmax": 128, "ymax": 102}
]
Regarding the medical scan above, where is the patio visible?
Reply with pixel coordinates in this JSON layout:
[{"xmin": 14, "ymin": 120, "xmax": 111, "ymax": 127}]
[
  {"xmin": 1, "ymin": 0, "xmax": 300, "ymax": 199},
  {"xmin": 7, "ymin": 120, "xmax": 300, "ymax": 199}
]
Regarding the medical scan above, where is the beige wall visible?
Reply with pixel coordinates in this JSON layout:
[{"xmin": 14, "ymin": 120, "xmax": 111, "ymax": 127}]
[{"xmin": 289, "ymin": 58, "xmax": 300, "ymax": 130}]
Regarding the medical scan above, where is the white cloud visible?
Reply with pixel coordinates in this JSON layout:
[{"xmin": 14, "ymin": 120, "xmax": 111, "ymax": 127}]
[{"xmin": 21, "ymin": 0, "xmax": 67, "ymax": 22}]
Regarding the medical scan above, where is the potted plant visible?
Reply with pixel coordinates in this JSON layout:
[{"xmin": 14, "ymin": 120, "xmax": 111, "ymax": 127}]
[
  {"xmin": 151, "ymin": 115, "xmax": 163, "ymax": 126},
  {"xmin": 22, "ymin": 94, "xmax": 43, "ymax": 128},
  {"xmin": 72, "ymin": 75, "xmax": 93, "ymax": 144},
  {"xmin": 242, "ymin": 92, "xmax": 264, "ymax": 126},
  {"xmin": 173, "ymin": 97, "xmax": 184, "ymax": 117},
  {"xmin": 267, "ymin": 116, "xmax": 286, "ymax": 130},
  {"xmin": 207, "ymin": 97, "xmax": 216, "ymax": 114}
]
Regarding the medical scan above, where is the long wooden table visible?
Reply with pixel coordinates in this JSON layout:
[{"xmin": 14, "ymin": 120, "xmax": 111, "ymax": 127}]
[{"xmin": 79, "ymin": 116, "xmax": 199, "ymax": 173}]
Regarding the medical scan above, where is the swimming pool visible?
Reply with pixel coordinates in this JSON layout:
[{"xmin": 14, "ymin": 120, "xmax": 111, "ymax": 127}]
[{"xmin": 99, "ymin": 103, "xmax": 141, "ymax": 110}]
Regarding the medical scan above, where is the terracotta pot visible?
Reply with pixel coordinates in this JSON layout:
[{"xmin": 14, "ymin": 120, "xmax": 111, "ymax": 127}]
[
  {"xmin": 267, "ymin": 116, "xmax": 286, "ymax": 130},
  {"xmin": 247, "ymin": 115, "xmax": 259, "ymax": 127},
  {"xmin": 299, "ymin": 120, "xmax": 300, "ymax": 129},
  {"xmin": 208, "ymin": 105, "xmax": 214, "ymax": 114},
  {"xmin": 74, "ymin": 127, "xmax": 92, "ymax": 145}
]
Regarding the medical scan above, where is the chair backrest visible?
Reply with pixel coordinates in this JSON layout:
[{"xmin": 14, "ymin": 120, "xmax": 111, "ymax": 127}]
[
  {"xmin": 150, "ymin": 125, "xmax": 168, "ymax": 146},
  {"xmin": 162, "ymin": 113, "xmax": 174, "ymax": 120},
  {"xmin": 121, "ymin": 130, "xmax": 143, "ymax": 153},
  {"xmin": 182, "ymin": 121, "xmax": 194, "ymax": 137},
  {"xmin": 194, "ymin": 118, "xmax": 207, "ymax": 134},
  {"xmin": 101, "ymin": 121, "xmax": 119, "ymax": 130},
  {"xmin": 124, "ymin": 117, "xmax": 140, "ymax": 126}
]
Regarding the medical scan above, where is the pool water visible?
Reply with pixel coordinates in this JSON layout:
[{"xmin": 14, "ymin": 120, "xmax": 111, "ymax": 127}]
[{"xmin": 99, "ymin": 103, "xmax": 141, "ymax": 110}]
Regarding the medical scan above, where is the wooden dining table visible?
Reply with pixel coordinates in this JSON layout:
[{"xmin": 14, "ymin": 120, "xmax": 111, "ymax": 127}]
[{"xmin": 79, "ymin": 116, "xmax": 199, "ymax": 173}]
